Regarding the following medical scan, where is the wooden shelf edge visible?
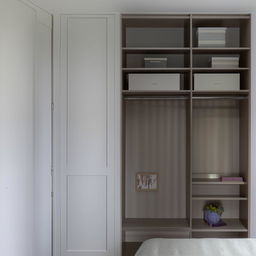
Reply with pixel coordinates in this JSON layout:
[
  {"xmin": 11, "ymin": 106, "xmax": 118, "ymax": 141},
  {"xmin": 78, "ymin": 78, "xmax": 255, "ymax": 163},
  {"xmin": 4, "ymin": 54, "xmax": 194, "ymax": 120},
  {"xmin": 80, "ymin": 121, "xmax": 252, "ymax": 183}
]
[
  {"xmin": 192, "ymin": 219, "xmax": 248, "ymax": 232},
  {"xmin": 192, "ymin": 181, "xmax": 247, "ymax": 185},
  {"xmin": 123, "ymin": 218, "xmax": 190, "ymax": 231},
  {"xmin": 122, "ymin": 68, "xmax": 190, "ymax": 72},
  {"xmin": 192, "ymin": 196, "xmax": 248, "ymax": 200}
]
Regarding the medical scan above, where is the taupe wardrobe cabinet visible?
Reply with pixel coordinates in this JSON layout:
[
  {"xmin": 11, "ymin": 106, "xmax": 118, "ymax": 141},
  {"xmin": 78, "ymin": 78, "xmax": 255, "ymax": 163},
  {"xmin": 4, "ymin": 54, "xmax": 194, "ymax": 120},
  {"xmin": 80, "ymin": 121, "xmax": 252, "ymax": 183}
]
[
  {"xmin": 58, "ymin": 13, "xmax": 251, "ymax": 256},
  {"xmin": 121, "ymin": 14, "xmax": 251, "ymax": 255}
]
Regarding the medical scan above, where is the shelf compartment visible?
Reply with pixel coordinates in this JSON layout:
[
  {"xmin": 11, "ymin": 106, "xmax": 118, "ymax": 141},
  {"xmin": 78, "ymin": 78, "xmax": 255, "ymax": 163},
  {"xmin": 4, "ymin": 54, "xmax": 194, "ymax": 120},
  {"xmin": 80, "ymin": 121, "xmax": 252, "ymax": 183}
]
[
  {"xmin": 123, "ymin": 16, "xmax": 190, "ymax": 48},
  {"xmin": 192, "ymin": 196, "xmax": 248, "ymax": 200},
  {"xmin": 192, "ymin": 72, "xmax": 250, "ymax": 90},
  {"xmin": 192, "ymin": 219, "xmax": 248, "ymax": 232},
  {"xmin": 123, "ymin": 218, "xmax": 190, "ymax": 231},
  {"xmin": 192, "ymin": 51, "xmax": 249, "ymax": 69},
  {"xmin": 192, "ymin": 16, "xmax": 250, "ymax": 48},
  {"xmin": 125, "ymin": 53, "xmax": 190, "ymax": 68},
  {"xmin": 123, "ymin": 72, "xmax": 191, "ymax": 91},
  {"xmin": 123, "ymin": 218, "xmax": 190, "ymax": 242}
]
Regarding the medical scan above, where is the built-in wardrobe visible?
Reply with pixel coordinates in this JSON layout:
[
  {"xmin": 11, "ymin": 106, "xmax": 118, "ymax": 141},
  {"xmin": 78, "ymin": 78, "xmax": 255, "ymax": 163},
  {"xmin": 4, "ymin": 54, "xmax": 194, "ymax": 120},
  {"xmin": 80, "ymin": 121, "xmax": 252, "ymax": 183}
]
[
  {"xmin": 56, "ymin": 13, "xmax": 251, "ymax": 256},
  {"xmin": 121, "ymin": 14, "xmax": 251, "ymax": 255}
]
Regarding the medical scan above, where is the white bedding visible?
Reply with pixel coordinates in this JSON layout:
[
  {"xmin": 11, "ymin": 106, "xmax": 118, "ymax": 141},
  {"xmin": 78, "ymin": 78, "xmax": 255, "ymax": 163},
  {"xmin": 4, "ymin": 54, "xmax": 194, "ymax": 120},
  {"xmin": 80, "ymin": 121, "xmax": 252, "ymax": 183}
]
[{"xmin": 135, "ymin": 238, "xmax": 256, "ymax": 256}]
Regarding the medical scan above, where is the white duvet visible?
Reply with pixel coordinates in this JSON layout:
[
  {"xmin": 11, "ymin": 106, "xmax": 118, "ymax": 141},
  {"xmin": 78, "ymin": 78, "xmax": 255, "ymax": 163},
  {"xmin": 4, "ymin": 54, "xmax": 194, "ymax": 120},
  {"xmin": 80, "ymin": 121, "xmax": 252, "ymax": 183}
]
[{"xmin": 135, "ymin": 238, "xmax": 256, "ymax": 256}]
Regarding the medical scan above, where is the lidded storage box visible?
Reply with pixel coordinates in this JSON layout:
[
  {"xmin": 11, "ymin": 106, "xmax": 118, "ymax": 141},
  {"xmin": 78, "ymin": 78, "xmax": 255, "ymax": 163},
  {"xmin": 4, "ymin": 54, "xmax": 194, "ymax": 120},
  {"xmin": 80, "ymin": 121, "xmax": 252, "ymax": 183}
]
[
  {"xmin": 211, "ymin": 57, "xmax": 239, "ymax": 68},
  {"xmin": 197, "ymin": 27, "xmax": 227, "ymax": 47},
  {"xmin": 129, "ymin": 73, "xmax": 180, "ymax": 91},
  {"xmin": 194, "ymin": 73, "xmax": 240, "ymax": 91},
  {"xmin": 144, "ymin": 57, "xmax": 168, "ymax": 68}
]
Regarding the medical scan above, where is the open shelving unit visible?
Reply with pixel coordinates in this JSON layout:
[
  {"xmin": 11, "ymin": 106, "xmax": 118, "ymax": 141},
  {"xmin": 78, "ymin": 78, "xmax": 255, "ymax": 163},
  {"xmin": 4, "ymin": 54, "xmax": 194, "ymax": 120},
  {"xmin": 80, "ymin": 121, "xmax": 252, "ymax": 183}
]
[{"xmin": 121, "ymin": 13, "xmax": 251, "ymax": 256}]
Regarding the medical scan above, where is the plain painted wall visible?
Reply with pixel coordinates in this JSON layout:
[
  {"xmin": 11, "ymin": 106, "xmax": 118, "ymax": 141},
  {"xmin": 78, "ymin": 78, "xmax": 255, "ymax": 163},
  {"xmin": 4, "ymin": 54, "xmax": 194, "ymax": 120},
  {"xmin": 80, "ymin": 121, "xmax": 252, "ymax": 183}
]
[{"xmin": 0, "ymin": 1, "xmax": 52, "ymax": 255}]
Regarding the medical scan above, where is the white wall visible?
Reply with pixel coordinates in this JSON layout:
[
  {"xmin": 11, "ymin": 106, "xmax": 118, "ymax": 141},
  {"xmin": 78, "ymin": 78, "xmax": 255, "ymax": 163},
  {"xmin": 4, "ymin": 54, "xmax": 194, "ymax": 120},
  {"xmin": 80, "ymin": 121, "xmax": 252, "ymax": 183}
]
[
  {"xmin": 30, "ymin": 0, "xmax": 256, "ymax": 13},
  {"xmin": 0, "ymin": 1, "xmax": 52, "ymax": 255}
]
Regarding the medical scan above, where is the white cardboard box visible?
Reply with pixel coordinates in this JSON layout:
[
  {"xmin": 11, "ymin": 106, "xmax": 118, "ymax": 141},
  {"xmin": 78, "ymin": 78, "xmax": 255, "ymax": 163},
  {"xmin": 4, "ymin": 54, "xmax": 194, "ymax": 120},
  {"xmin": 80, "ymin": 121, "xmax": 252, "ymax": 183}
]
[
  {"xmin": 197, "ymin": 27, "xmax": 227, "ymax": 47},
  {"xmin": 128, "ymin": 73, "xmax": 180, "ymax": 91},
  {"xmin": 211, "ymin": 57, "xmax": 239, "ymax": 68},
  {"xmin": 194, "ymin": 73, "xmax": 240, "ymax": 91}
]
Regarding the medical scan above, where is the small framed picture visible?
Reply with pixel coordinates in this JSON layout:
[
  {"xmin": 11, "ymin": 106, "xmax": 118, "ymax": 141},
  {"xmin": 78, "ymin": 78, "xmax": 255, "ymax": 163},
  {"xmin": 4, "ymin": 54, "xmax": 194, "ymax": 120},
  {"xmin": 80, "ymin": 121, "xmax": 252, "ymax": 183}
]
[{"xmin": 136, "ymin": 172, "xmax": 158, "ymax": 192}]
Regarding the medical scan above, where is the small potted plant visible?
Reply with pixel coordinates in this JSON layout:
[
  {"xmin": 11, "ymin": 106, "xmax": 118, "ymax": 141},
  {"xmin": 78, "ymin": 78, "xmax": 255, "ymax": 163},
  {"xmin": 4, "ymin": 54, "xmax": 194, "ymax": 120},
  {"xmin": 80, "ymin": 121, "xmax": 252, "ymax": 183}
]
[{"xmin": 204, "ymin": 202, "xmax": 224, "ymax": 227}]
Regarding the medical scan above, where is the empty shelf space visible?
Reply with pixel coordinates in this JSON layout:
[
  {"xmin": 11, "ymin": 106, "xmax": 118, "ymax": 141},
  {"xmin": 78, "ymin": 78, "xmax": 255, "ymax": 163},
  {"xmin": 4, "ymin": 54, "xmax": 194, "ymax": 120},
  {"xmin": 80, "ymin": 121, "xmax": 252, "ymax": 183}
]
[
  {"xmin": 192, "ymin": 179, "xmax": 247, "ymax": 185},
  {"xmin": 192, "ymin": 196, "xmax": 248, "ymax": 200},
  {"xmin": 192, "ymin": 219, "xmax": 248, "ymax": 232},
  {"xmin": 123, "ymin": 218, "xmax": 190, "ymax": 231}
]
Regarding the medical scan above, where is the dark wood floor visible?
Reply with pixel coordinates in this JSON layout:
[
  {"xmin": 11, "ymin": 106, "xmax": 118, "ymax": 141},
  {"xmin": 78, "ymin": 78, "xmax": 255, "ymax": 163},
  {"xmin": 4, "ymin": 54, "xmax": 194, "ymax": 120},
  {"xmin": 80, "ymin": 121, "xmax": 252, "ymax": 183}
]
[{"xmin": 122, "ymin": 242, "xmax": 142, "ymax": 256}]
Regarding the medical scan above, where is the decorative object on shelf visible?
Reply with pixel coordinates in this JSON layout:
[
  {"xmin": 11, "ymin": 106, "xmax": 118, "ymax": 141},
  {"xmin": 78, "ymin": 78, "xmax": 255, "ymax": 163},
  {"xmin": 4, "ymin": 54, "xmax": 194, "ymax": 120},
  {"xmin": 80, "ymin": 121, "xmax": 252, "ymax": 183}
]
[
  {"xmin": 136, "ymin": 172, "xmax": 158, "ymax": 191},
  {"xmin": 221, "ymin": 176, "xmax": 244, "ymax": 182},
  {"xmin": 197, "ymin": 27, "xmax": 227, "ymax": 47},
  {"xmin": 211, "ymin": 56, "xmax": 240, "ymax": 68},
  {"xmin": 204, "ymin": 202, "xmax": 226, "ymax": 227},
  {"xmin": 128, "ymin": 73, "xmax": 180, "ymax": 91},
  {"xmin": 144, "ymin": 57, "xmax": 168, "ymax": 68}
]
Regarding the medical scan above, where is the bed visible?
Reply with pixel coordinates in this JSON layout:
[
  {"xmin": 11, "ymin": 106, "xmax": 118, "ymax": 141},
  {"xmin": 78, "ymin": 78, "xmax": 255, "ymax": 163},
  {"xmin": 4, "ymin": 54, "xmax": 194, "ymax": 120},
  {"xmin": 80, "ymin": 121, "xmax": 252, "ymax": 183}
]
[{"xmin": 135, "ymin": 238, "xmax": 256, "ymax": 256}]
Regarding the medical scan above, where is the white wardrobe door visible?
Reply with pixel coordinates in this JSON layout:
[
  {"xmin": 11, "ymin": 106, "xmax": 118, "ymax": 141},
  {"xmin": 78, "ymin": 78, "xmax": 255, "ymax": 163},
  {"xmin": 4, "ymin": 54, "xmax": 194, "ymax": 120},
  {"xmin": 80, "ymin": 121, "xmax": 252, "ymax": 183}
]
[{"xmin": 59, "ymin": 15, "xmax": 116, "ymax": 256}]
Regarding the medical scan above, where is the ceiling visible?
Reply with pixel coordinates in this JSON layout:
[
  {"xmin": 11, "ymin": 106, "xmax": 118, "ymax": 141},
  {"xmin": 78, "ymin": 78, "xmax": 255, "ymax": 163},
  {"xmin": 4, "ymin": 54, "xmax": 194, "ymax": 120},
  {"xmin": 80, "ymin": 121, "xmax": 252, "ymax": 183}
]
[{"xmin": 30, "ymin": 0, "xmax": 255, "ymax": 13}]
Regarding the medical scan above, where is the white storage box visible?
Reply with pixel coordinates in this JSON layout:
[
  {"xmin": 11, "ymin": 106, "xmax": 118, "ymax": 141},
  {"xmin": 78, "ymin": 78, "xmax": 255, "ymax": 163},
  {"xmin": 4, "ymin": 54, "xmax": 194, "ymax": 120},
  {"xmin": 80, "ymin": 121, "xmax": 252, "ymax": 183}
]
[
  {"xmin": 211, "ymin": 57, "xmax": 239, "ymax": 68},
  {"xmin": 129, "ymin": 73, "xmax": 180, "ymax": 91},
  {"xmin": 197, "ymin": 27, "xmax": 227, "ymax": 47},
  {"xmin": 194, "ymin": 73, "xmax": 240, "ymax": 91}
]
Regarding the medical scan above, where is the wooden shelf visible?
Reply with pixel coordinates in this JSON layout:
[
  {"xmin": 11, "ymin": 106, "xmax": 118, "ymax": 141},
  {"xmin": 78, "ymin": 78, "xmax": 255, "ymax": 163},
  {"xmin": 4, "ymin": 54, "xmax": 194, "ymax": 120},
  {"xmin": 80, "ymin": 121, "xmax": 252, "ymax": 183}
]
[
  {"xmin": 192, "ymin": 67, "xmax": 249, "ymax": 72},
  {"xmin": 192, "ymin": 47, "xmax": 250, "ymax": 53},
  {"xmin": 192, "ymin": 196, "xmax": 248, "ymax": 201},
  {"xmin": 123, "ymin": 218, "xmax": 190, "ymax": 231},
  {"xmin": 192, "ymin": 90, "xmax": 249, "ymax": 97},
  {"xmin": 123, "ymin": 90, "xmax": 190, "ymax": 97},
  {"xmin": 191, "ymin": 14, "xmax": 251, "ymax": 20},
  {"xmin": 122, "ymin": 68, "xmax": 190, "ymax": 73},
  {"xmin": 192, "ymin": 179, "xmax": 247, "ymax": 185},
  {"xmin": 122, "ymin": 47, "xmax": 190, "ymax": 53},
  {"xmin": 192, "ymin": 219, "xmax": 248, "ymax": 232}
]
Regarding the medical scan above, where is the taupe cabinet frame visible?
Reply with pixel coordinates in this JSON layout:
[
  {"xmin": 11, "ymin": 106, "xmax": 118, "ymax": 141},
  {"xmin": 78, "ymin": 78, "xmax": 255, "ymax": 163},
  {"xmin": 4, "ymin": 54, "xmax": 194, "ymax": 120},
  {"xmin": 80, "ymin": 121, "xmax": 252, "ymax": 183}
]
[{"xmin": 121, "ymin": 14, "xmax": 251, "ymax": 249}]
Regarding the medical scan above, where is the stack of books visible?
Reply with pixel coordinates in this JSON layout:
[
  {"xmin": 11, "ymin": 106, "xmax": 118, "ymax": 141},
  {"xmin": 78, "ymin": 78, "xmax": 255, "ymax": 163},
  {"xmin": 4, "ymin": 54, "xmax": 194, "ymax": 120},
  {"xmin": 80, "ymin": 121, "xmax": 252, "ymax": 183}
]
[
  {"xmin": 211, "ymin": 57, "xmax": 240, "ymax": 68},
  {"xmin": 197, "ymin": 27, "xmax": 227, "ymax": 47}
]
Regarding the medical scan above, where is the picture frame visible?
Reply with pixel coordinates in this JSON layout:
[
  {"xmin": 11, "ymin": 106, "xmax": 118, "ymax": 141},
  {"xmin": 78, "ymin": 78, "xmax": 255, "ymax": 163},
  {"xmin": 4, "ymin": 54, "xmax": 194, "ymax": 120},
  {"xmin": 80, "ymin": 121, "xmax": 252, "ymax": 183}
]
[{"xmin": 136, "ymin": 172, "xmax": 158, "ymax": 192}]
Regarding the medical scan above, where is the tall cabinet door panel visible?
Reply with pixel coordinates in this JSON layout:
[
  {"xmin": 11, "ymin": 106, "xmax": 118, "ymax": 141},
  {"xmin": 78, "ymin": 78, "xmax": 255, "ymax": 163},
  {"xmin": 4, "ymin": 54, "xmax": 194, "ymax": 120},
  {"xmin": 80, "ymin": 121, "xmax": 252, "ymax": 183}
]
[{"xmin": 59, "ymin": 15, "xmax": 117, "ymax": 256}]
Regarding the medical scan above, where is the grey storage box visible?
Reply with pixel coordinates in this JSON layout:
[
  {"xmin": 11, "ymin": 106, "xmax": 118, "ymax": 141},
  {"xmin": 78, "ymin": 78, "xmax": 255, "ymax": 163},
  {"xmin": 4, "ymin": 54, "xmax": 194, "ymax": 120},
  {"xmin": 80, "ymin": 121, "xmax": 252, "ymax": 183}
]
[
  {"xmin": 197, "ymin": 27, "xmax": 227, "ymax": 47},
  {"xmin": 144, "ymin": 57, "xmax": 168, "ymax": 68},
  {"xmin": 129, "ymin": 73, "xmax": 180, "ymax": 91},
  {"xmin": 194, "ymin": 73, "xmax": 240, "ymax": 91}
]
